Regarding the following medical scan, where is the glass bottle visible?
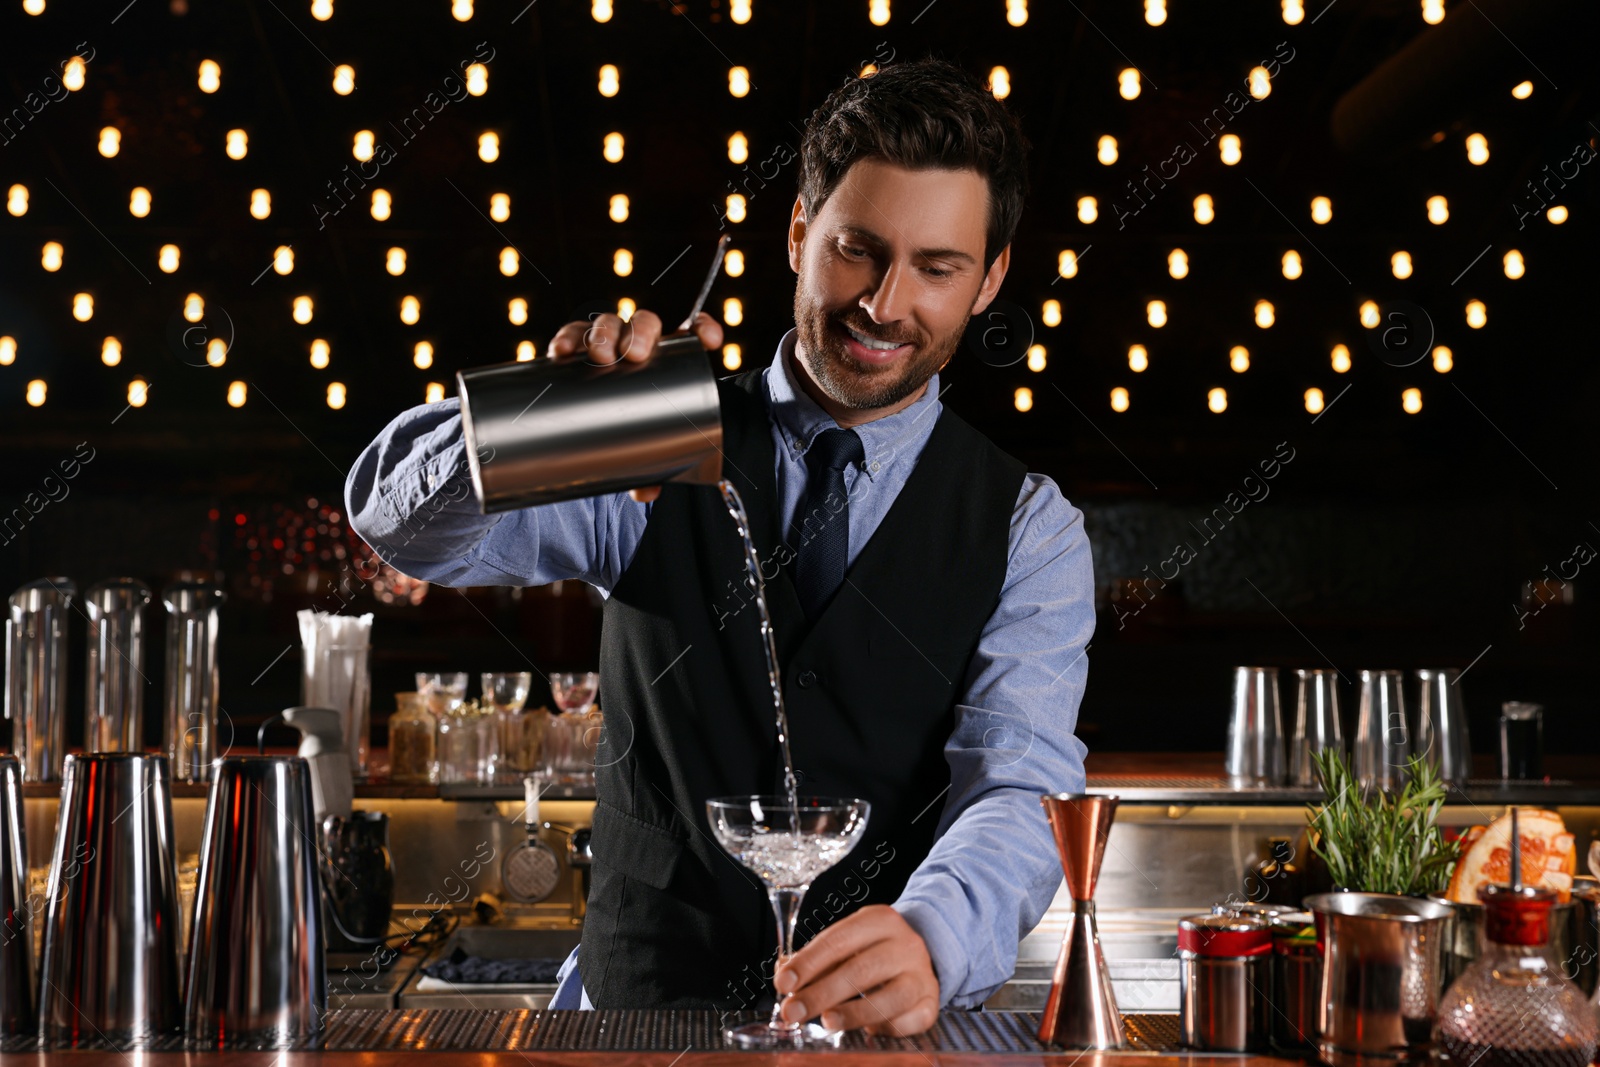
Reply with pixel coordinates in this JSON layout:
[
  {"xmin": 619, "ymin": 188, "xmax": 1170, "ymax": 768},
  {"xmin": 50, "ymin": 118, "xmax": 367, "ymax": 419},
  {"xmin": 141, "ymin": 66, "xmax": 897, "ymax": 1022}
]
[
  {"xmin": 387, "ymin": 692, "xmax": 437, "ymax": 784},
  {"xmin": 1433, "ymin": 883, "xmax": 1599, "ymax": 1067}
]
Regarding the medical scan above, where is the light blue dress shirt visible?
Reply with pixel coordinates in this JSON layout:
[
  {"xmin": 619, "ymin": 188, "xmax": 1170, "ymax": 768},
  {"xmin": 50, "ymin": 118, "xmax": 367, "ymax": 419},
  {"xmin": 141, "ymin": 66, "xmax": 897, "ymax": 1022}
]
[{"xmin": 345, "ymin": 326, "xmax": 1095, "ymax": 1009}]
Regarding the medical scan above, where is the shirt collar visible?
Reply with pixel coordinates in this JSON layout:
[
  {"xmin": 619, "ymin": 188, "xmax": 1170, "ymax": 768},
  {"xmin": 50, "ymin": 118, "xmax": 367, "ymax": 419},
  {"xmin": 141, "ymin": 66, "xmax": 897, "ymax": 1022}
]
[{"xmin": 763, "ymin": 326, "xmax": 942, "ymax": 483}]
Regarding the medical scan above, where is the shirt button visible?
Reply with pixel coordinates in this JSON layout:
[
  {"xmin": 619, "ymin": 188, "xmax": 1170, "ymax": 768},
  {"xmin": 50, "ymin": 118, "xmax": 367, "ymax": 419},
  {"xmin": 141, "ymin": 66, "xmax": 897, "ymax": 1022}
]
[
  {"xmin": 870, "ymin": 461, "xmax": 881, "ymax": 473},
  {"xmin": 797, "ymin": 670, "xmax": 816, "ymax": 688}
]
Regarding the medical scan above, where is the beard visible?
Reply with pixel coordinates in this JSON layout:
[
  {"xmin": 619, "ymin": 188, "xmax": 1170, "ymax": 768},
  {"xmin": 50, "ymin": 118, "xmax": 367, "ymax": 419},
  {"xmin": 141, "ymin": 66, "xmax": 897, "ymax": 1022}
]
[{"xmin": 792, "ymin": 277, "xmax": 968, "ymax": 411}]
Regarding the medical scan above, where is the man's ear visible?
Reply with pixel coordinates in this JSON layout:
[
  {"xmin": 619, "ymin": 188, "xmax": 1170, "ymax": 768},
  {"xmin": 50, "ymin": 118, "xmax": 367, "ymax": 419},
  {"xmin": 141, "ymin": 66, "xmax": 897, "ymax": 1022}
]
[
  {"xmin": 787, "ymin": 196, "xmax": 808, "ymax": 274},
  {"xmin": 970, "ymin": 243, "xmax": 1012, "ymax": 316}
]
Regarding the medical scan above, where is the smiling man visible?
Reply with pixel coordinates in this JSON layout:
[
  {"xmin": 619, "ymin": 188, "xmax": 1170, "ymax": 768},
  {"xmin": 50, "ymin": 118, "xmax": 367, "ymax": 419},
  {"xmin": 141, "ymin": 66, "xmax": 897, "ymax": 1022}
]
[{"xmin": 345, "ymin": 55, "xmax": 1094, "ymax": 1039}]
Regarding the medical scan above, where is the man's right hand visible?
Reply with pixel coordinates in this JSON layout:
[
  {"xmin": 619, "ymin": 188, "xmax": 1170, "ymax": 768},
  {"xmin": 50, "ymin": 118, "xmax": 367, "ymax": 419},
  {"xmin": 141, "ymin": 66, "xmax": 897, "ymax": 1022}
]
[{"xmin": 545, "ymin": 309, "xmax": 724, "ymax": 502}]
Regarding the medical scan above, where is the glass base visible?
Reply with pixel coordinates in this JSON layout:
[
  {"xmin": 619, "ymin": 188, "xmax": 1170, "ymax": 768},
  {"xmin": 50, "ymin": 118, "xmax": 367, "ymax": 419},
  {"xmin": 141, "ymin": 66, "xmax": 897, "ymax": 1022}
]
[{"xmin": 725, "ymin": 1020, "xmax": 843, "ymax": 1050}]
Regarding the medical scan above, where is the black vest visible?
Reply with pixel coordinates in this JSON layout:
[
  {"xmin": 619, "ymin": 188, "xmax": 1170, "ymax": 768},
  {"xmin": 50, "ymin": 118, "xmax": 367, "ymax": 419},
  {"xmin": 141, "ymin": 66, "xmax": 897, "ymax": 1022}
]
[{"xmin": 579, "ymin": 364, "xmax": 1027, "ymax": 1009}]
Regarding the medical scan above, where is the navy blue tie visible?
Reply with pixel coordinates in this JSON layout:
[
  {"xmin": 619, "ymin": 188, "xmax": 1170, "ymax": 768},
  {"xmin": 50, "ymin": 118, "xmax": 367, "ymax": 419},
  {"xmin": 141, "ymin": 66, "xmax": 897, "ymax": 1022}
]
[{"xmin": 792, "ymin": 427, "xmax": 865, "ymax": 621}]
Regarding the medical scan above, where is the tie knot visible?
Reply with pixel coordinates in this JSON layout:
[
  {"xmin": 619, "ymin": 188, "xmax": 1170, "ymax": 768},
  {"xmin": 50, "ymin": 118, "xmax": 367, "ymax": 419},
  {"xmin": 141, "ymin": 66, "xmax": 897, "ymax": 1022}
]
[{"xmin": 805, "ymin": 427, "xmax": 865, "ymax": 474}]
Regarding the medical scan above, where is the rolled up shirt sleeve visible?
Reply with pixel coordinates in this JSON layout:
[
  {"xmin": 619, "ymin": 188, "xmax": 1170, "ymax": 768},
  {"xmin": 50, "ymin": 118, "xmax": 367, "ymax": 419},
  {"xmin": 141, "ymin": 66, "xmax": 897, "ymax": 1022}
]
[
  {"xmin": 892, "ymin": 472, "xmax": 1095, "ymax": 1009},
  {"xmin": 343, "ymin": 396, "xmax": 649, "ymax": 595}
]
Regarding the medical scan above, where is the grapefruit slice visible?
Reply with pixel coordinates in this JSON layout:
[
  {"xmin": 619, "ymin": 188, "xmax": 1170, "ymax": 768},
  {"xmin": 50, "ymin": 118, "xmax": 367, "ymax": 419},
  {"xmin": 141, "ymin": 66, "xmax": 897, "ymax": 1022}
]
[{"xmin": 1445, "ymin": 808, "xmax": 1576, "ymax": 903}]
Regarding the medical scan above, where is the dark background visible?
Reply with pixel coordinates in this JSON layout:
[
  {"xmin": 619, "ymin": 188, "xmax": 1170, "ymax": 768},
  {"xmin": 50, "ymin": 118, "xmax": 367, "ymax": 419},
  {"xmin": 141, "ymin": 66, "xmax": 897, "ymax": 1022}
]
[{"xmin": 2, "ymin": 0, "xmax": 1596, "ymax": 758}]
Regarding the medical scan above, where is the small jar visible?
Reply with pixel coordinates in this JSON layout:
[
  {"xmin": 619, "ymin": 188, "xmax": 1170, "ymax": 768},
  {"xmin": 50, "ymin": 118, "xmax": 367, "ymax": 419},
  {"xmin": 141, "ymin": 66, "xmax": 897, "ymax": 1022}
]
[
  {"xmin": 1179, "ymin": 913, "xmax": 1272, "ymax": 1052},
  {"xmin": 388, "ymin": 692, "xmax": 437, "ymax": 784}
]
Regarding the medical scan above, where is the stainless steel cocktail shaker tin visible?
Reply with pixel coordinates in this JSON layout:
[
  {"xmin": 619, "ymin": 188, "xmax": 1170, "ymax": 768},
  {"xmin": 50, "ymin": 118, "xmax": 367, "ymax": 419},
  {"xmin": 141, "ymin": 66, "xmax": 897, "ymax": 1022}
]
[
  {"xmin": 458, "ymin": 332, "xmax": 723, "ymax": 512},
  {"xmin": 457, "ymin": 235, "xmax": 733, "ymax": 513}
]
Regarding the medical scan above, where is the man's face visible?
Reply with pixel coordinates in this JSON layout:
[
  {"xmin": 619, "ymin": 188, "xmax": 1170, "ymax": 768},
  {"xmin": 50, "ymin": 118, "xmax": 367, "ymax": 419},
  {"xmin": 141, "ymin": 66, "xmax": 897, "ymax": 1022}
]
[{"xmin": 788, "ymin": 158, "xmax": 1009, "ymax": 413}]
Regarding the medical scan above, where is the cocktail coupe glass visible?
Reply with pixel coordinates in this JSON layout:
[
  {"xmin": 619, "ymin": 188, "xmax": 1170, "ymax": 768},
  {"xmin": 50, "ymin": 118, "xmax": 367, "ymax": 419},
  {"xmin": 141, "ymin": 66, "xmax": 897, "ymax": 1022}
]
[
  {"xmin": 549, "ymin": 671, "xmax": 599, "ymax": 716},
  {"xmin": 705, "ymin": 795, "xmax": 870, "ymax": 1050}
]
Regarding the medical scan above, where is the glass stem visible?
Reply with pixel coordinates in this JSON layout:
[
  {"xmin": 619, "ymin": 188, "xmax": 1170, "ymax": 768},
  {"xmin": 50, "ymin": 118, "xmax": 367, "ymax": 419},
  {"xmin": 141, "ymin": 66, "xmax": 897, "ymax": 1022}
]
[{"xmin": 767, "ymin": 885, "xmax": 807, "ymax": 1029}]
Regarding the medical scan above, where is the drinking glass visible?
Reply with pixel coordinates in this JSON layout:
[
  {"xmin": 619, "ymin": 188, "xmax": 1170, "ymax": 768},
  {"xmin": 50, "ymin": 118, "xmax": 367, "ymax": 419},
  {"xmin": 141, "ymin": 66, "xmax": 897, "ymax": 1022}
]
[
  {"xmin": 1498, "ymin": 701, "xmax": 1543, "ymax": 780},
  {"xmin": 705, "ymin": 795, "xmax": 870, "ymax": 1049},
  {"xmin": 415, "ymin": 672, "xmax": 468, "ymax": 717},
  {"xmin": 550, "ymin": 672, "xmax": 599, "ymax": 716},
  {"xmin": 482, "ymin": 672, "xmax": 532, "ymax": 714}
]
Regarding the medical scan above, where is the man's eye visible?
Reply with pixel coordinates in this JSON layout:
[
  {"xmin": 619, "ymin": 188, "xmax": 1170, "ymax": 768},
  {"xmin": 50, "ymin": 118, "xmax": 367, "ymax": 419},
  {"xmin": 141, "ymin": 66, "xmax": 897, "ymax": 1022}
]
[
  {"xmin": 840, "ymin": 245, "xmax": 868, "ymax": 258},
  {"xmin": 923, "ymin": 267, "xmax": 951, "ymax": 278}
]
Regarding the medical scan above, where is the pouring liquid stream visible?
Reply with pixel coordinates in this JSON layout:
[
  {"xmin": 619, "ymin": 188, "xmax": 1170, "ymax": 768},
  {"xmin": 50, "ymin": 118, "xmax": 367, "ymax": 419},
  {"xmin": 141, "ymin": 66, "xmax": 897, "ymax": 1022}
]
[{"xmin": 718, "ymin": 479, "xmax": 801, "ymax": 833}]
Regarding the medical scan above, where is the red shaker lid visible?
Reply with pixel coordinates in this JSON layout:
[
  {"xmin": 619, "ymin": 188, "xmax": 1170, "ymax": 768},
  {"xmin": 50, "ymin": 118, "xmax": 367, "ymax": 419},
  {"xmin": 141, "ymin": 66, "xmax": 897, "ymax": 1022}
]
[
  {"xmin": 1178, "ymin": 914, "xmax": 1272, "ymax": 957},
  {"xmin": 1479, "ymin": 883, "xmax": 1557, "ymax": 946}
]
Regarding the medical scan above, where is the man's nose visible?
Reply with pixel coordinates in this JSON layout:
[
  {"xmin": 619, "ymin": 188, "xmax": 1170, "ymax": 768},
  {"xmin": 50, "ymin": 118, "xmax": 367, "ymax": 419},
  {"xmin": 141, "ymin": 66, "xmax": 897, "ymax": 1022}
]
[{"xmin": 859, "ymin": 258, "xmax": 915, "ymax": 325}]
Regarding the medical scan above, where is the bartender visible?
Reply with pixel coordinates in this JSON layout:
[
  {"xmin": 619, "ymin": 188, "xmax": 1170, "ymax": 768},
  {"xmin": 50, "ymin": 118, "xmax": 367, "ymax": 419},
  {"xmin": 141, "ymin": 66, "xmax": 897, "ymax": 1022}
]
[{"xmin": 346, "ymin": 55, "xmax": 1094, "ymax": 1037}]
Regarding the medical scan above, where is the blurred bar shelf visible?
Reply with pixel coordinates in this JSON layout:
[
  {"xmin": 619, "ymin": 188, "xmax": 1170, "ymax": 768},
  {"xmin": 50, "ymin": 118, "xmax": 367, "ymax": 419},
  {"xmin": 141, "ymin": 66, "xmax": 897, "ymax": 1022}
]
[
  {"xmin": 1084, "ymin": 752, "xmax": 1600, "ymax": 806},
  {"xmin": 18, "ymin": 749, "xmax": 1598, "ymax": 804}
]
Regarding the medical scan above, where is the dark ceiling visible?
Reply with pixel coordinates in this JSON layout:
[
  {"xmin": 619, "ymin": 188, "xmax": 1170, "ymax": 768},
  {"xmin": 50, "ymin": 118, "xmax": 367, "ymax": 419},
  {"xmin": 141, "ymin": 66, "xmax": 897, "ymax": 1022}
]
[{"xmin": 1, "ymin": 0, "xmax": 1596, "ymax": 508}]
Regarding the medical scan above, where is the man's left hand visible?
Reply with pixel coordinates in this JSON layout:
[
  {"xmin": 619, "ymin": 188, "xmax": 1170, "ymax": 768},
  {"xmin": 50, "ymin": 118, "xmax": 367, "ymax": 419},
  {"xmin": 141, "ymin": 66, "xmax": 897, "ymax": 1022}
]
[{"xmin": 772, "ymin": 904, "xmax": 939, "ymax": 1037}]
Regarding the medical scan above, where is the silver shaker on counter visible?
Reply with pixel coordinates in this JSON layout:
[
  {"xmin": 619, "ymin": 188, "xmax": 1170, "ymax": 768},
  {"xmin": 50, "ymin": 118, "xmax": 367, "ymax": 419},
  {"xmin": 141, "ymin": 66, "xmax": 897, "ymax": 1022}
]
[
  {"xmin": 4, "ymin": 577, "xmax": 75, "ymax": 782},
  {"xmin": 38, "ymin": 753, "xmax": 183, "ymax": 1046},
  {"xmin": 186, "ymin": 755, "xmax": 326, "ymax": 1048},
  {"xmin": 162, "ymin": 581, "xmax": 226, "ymax": 783},
  {"xmin": 0, "ymin": 755, "xmax": 32, "ymax": 1036},
  {"xmin": 85, "ymin": 578, "xmax": 153, "ymax": 752},
  {"xmin": 456, "ymin": 235, "xmax": 731, "ymax": 513}
]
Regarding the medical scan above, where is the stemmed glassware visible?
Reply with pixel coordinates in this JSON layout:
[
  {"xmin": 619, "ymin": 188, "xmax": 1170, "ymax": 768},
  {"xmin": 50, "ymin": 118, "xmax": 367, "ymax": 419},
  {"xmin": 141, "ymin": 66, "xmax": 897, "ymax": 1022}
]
[
  {"xmin": 549, "ymin": 671, "xmax": 599, "ymax": 716},
  {"xmin": 705, "ymin": 795, "xmax": 870, "ymax": 1050}
]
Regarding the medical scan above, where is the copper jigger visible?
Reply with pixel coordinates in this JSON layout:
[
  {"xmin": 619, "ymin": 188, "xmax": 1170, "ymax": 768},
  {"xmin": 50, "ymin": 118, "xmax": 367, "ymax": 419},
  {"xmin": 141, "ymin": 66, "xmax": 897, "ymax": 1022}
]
[{"xmin": 1038, "ymin": 792, "xmax": 1124, "ymax": 1049}]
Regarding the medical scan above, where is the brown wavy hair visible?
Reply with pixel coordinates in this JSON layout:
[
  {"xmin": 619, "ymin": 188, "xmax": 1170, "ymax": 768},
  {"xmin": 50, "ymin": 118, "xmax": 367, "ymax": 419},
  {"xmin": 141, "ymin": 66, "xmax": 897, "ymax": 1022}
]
[{"xmin": 797, "ymin": 54, "xmax": 1033, "ymax": 274}]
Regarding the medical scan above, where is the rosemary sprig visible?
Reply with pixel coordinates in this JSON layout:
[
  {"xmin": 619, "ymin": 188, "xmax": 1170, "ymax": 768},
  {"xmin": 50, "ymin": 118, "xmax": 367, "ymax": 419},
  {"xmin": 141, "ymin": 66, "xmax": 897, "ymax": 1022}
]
[{"xmin": 1305, "ymin": 748, "xmax": 1461, "ymax": 895}]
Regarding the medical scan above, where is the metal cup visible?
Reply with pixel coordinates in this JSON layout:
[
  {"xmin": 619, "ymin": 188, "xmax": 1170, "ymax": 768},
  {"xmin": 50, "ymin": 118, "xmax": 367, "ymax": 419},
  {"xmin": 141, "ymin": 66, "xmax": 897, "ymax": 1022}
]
[
  {"xmin": 186, "ymin": 756, "xmax": 326, "ymax": 1049},
  {"xmin": 457, "ymin": 333, "xmax": 723, "ymax": 513},
  {"xmin": 1413, "ymin": 668, "xmax": 1471, "ymax": 786},
  {"xmin": 0, "ymin": 755, "xmax": 33, "ymax": 1036},
  {"xmin": 1225, "ymin": 667, "xmax": 1285, "ymax": 787},
  {"xmin": 162, "ymin": 582, "xmax": 226, "ymax": 783},
  {"xmin": 4, "ymin": 577, "xmax": 76, "ymax": 782},
  {"xmin": 38, "ymin": 753, "xmax": 183, "ymax": 1047},
  {"xmin": 1305, "ymin": 892, "xmax": 1452, "ymax": 1067},
  {"xmin": 1290, "ymin": 669, "xmax": 1342, "ymax": 787},
  {"xmin": 84, "ymin": 578, "xmax": 153, "ymax": 753},
  {"xmin": 1353, "ymin": 669, "xmax": 1410, "ymax": 791}
]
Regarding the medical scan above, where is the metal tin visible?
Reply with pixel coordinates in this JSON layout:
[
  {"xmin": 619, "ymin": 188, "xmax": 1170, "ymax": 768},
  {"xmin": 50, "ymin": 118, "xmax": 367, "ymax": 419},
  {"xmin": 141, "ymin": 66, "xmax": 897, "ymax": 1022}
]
[
  {"xmin": 1178, "ymin": 913, "xmax": 1272, "ymax": 1052},
  {"xmin": 1225, "ymin": 666, "xmax": 1285, "ymax": 787},
  {"xmin": 0, "ymin": 756, "xmax": 32, "ymax": 1036},
  {"xmin": 1413, "ymin": 668, "xmax": 1471, "ymax": 786},
  {"xmin": 38, "ymin": 753, "xmax": 183, "ymax": 1046},
  {"xmin": 1269, "ymin": 911, "xmax": 1320, "ymax": 1051},
  {"xmin": 1306, "ymin": 891, "xmax": 1451, "ymax": 1067},
  {"xmin": 457, "ymin": 333, "xmax": 723, "ymax": 512},
  {"xmin": 4, "ymin": 577, "xmax": 75, "ymax": 782}
]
